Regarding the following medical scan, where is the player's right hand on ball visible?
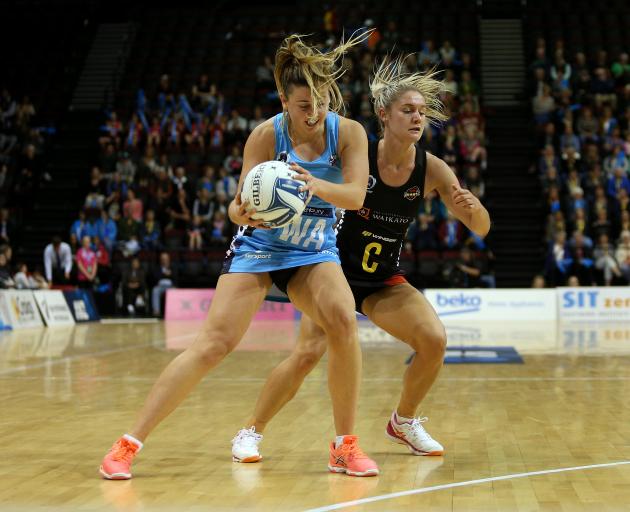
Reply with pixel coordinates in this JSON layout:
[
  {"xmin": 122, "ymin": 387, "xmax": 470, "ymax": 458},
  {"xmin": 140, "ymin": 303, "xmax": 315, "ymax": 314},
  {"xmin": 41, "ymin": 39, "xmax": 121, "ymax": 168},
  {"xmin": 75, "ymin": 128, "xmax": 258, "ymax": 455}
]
[{"xmin": 234, "ymin": 193, "xmax": 270, "ymax": 229}]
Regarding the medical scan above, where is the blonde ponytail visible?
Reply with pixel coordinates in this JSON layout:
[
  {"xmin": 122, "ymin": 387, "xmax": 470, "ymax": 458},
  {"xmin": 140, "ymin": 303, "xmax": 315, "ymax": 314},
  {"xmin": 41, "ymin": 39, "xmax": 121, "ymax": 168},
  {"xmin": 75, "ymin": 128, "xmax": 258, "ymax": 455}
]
[
  {"xmin": 274, "ymin": 30, "xmax": 371, "ymax": 119},
  {"xmin": 370, "ymin": 55, "xmax": 449, "ymax": 129}
]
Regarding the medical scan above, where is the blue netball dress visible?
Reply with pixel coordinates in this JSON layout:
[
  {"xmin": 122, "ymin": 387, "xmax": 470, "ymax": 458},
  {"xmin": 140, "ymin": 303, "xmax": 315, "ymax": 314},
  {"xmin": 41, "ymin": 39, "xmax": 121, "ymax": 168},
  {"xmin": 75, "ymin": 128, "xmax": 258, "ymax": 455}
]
[{"xmin": 222, "ymin": 111, "xmax": 343, "ymax": 275}]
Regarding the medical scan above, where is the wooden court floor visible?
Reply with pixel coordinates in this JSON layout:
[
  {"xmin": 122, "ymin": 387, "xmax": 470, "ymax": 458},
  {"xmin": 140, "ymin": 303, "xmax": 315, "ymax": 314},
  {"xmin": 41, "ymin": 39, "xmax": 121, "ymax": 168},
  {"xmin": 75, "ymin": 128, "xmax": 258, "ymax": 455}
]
[{"xmin": 1, "ymin": 320, "xmax": 629, "ymax": 511}]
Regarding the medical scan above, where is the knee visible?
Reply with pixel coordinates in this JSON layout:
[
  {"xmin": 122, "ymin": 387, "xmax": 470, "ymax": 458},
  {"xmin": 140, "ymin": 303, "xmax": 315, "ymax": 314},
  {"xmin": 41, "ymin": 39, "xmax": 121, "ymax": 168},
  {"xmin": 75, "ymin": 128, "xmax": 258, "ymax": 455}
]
[
  {"xmin": 294, "ymin": 346, "xmax": 325, "ymax": 375},
  {"xmin": 410, "ymin": 324, "xmax": 447, "ymax": 362},
  {"xmin": 319, "ymin": 303, "xmax": 357, "ymax": 340},
  {"xmin": 192, "ymin": 333, "xmax": 235, "ymax": 367}
]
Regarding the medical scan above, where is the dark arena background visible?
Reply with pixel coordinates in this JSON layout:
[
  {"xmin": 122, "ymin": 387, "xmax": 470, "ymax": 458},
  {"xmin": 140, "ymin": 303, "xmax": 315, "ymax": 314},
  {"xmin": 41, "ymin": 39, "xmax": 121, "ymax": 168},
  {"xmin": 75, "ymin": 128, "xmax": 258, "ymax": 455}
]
[{"xmin": 1, "ymin": 1, "xmax": 630, "ymax": 511}]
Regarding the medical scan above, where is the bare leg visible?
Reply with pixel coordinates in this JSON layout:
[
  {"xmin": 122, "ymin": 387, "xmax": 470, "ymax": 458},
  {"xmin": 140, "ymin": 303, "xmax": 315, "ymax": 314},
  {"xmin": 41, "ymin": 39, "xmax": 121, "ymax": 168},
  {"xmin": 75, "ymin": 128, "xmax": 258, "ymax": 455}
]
[
  {"xmin": 363, "ymin": 283, "xmax": 446, "ymax": 418},
  {"xmin": 245, "ymin": 316, "xmax": 327, "ymax": 432},
  {"xmin": 129, "ymin": 273, "xmax": 270, "ymax": 441},
  {"xmin": 288, "ymin": 263, "xmax": 361, "ymax": 435}
]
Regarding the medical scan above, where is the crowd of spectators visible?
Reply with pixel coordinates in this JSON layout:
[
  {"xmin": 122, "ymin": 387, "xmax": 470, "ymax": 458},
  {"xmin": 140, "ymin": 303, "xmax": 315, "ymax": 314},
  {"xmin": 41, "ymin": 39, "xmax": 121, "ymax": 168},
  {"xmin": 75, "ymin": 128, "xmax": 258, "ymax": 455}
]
[
  {"xmin": 531, "ymin": 38, "xmax": 630, "ymax": 286},
  {"xmin": 0, "ymin": 87, "xmax": 54, "ymax": 292}
]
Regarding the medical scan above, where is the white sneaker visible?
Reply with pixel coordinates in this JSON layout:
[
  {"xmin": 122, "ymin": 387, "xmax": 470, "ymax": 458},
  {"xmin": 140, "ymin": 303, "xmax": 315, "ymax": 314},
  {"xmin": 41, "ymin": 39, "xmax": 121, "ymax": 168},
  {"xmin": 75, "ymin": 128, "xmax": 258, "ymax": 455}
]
[
  {"xmin": 231, "ymin": 426, "xmax": 263, "ymax": 463},
  {"xmin": 385, "ymin": 412, "xmax": 444, "ymax": 456}
]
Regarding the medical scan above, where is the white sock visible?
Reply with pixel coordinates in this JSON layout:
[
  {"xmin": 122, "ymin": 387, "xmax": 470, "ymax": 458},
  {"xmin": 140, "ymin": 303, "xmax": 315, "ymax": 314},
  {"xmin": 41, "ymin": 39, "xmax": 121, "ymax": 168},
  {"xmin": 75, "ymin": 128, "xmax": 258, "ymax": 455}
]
[
  {"xmin": 123, "ymin": 433, "xmax": 144, "ymax": 450},
  {"xmin": 335, "ymin": 435, "xmax": 347, "ymax": 448},
  {"xmin": 394, "ymin": 412, "xmax": 414, "ymax": 425}
]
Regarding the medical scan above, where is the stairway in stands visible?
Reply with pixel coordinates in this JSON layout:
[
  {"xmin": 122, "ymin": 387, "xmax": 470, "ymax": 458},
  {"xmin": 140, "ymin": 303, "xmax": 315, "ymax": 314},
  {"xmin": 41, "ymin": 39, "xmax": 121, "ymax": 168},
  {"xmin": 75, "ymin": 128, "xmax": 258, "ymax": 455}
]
[
  {"xmin": 19, "ymin": 22, "xmax": 135, "ymax": 268},
  {"xmin": 480, "ymin": 17, "xmax": 544, "ymax": 286}
]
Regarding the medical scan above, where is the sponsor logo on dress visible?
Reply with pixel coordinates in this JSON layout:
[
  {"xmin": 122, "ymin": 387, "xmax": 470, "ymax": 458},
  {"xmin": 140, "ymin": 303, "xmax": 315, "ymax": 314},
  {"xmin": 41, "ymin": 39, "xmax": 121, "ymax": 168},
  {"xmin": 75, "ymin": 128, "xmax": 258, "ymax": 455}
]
[
  {"xmin": 361, "ymin": 231, "xmax": 397, "ymax": 242},
  {"xmin": 357, "ymin": 207, "xmax": 371, "ymax": 219},
  {"xmin": 245, "ymin": 252, "xmax": 272, "ymax": 259},
  {"xmin": 404, "ymin": 185, "xmax": 422, "ymax": 201},
  {"xmin": 329, "ymin": 153, "xmax": 339, "ymax": 166}
]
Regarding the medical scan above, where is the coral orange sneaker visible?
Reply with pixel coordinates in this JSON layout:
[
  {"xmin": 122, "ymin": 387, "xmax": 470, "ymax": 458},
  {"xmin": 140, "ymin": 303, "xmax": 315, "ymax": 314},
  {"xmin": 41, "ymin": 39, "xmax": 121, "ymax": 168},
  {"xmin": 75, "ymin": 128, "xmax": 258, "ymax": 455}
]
[
  {"xmin": 328, "ymin": 435, "xmax": 379, "ymax": 477},
  {"xmin": 99, "ymin": 436, "xmax": 142, "ymax": 480}
]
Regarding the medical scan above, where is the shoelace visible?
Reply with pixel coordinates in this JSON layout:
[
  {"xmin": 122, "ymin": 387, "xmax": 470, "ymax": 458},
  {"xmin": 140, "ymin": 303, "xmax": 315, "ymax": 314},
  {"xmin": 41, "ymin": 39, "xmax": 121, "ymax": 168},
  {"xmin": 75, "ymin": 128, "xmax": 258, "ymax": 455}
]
[
  {"xmin": 110, "ymin": 440, "xmax": 137, "ymax": 463},
  {"xmin": 339, "ymin": 440, "xmax": 370, "ymax": 461},
  {"xmin": 408, "ymin": 417, "xmax": 435, "ymax": 442},
  {"xmin": 232, "ymin": 427, "xmax": 262, "ymax": 447}
]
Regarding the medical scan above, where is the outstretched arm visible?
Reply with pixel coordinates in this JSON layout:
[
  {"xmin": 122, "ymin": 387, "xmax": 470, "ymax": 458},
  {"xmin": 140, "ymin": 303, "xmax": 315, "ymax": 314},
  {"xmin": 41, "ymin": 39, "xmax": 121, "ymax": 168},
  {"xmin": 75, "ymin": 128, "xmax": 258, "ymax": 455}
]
[{"xmin": 425, "ymin": 153, "xmax": 491, "ymax": 238}]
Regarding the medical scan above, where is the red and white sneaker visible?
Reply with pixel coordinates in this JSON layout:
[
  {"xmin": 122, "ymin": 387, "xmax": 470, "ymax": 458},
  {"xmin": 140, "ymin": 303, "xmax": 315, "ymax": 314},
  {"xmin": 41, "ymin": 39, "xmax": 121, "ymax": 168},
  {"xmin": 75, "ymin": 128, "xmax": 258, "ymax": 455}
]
[
  {"xmin": 99, "ymin": 436, "xmax": 142, "ymax": 480},
  {"xmin": 386, "ymin": 412, "xmax": 444, "ymax": 456},
  {"xmin": 328, "ymin": 435, "xmax": 379, "ymax": 477}
]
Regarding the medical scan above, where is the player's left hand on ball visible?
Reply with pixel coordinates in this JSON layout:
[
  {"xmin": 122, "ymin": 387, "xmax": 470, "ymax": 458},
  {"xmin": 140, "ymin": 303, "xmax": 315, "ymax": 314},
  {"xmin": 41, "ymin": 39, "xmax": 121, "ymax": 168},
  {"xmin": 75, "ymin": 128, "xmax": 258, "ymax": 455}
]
[
  {"xmin": 451, "ymin": 183, "xmax": 479, "ymax": 211},
  {"xmin": 290, "ymin": 163, "xmax": 316, "ymax": 202}
]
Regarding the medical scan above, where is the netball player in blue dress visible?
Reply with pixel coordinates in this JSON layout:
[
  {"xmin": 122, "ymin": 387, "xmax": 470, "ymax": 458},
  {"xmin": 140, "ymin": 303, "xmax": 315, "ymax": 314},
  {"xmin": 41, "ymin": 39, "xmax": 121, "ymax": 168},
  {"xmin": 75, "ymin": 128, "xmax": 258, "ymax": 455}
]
[
  {"xmin": 100, "ymin": 33, "xmax": 379, "ymax": 479},
  {"xmin": 231, "ymin": 57, "xmax": 491, "ymax": 463}
]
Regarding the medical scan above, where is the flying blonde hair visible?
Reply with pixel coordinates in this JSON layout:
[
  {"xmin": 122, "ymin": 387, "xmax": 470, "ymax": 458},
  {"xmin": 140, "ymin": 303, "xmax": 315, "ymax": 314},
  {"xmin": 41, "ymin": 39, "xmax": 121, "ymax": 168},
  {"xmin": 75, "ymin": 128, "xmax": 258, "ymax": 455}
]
[
  {"xmin": 274, "ymin": 30, "xmax": 372, "ymax": 121},
  {"xmin": 370, "ymin": 55, "xmax": 449, "ymax": 131}
]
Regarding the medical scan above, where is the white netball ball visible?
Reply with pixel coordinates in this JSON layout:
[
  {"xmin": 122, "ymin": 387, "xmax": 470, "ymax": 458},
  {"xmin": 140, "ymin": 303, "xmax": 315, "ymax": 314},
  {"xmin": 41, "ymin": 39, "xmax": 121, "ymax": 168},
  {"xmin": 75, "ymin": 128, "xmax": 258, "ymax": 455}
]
[{"xmin": 240, "ymin": 160, "xmax": 308, "ymax": 228}]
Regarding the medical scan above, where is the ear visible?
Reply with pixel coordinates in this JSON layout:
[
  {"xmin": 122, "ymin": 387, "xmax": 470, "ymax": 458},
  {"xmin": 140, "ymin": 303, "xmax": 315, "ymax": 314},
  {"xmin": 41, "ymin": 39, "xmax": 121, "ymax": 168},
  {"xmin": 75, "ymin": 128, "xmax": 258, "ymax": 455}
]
[
  {"xmin": 378, "ymin": 106, "xmax": 387, "ymax": 125},
  {"xmin": 279, "ymin": 92, "xmax": 289, "ymax": 111}
]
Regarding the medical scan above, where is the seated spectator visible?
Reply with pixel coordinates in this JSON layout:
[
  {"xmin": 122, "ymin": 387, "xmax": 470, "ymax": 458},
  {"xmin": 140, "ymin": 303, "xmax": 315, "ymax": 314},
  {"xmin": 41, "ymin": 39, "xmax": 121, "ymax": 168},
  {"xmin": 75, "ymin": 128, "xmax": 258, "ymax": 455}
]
[
  {"xmin": 95, "ymin": 209, "xmax": 117, "ymax": 253},
  {"xmin": 566, "ymin": 275, "xmax": 580, "ymax": 287},
  {"xmin": 603, "ymin": 145, "xmax": 628, "ymax": 177},
  {"xmin": 70, "ymin": 210, "xmax": 95, "ymax": 242},
  {"xmin": 188, "ymin": 215, "xmax": 205, "ymax": 250},
  {"xmin": 116, "ymin": 152, "xmax": 136, "ymax": 184},
  {"xmin": 191, "ymin": 74, "xmax": 214, "ymax": 111},
  {"xmin": 615, "ymin": 230, "xmax": 630, "ymax": 283},
  {"xmin": 85, "ymin": 166, "xmax": 107, "ymax": 211},
  {"xmin": 591, "ymin": 208, "xmax": 612, "ymax": 240},
  {"xmin": 606, "ymin": 166, "xmax": 630, "ymax": 198},
  {"xmin": 123, "ymin": 189, "xmax": 144, "ymax": 222},
  {"xmin": 448, "ymin": 246, "xmax": 482, "ymax": 288},
  {"xmin": 209, "ymin": 210, "xmax": 229, "ymax": 244},
  {"xmin": 0, "ymin": 251, "xmax": 15, "ymax": 288},
  {"xmin": 225, "ymin": 109, "xmax": 248, "ymax": 146},
  {"xmin": 545, "ymin": 231, "xmax": 572, "ymax": 285},
  {"xmin": 417, "ymin": 39, "xmax": 439, "ymax": 68},
  {"xmin": 166, "ymin": 188, "xmax": 191, "ymax": 230},
  {"xmin": 117, "ymin": 212, "xmax": 141, "ymax": 257},
  {"xmin": 122, "ymin": 256, "xmax": 147, "ymax": 316},
  {"xmin": 0, "ymin": 208, "xmax": 15, "ymax": 245},
  {"xmin": 223, "ymin": 145, "xmax": 243, "ymax": 176},
  {"xmin": 151, "ymin": 251, "xmax": 178, "ymax": 317},
  {"xmin": 531, "ymin": 274, "xmax": 546, "ymax": 288},
  {"xmin": 439, "ymin": 211, "xmax": 464, "ymax": 249},
  {"xmin": 43, "ymin": 236, "xmax": 73, "ymax": 285},
  {"xmin": 14, "ymin": 262, "xmax": 49, "ymax": 289},
  {"xmin": 591, "ymin": 67, "xmax": 617, "ymax": 108},
  {"xmin": 532, "ymin": 84, "xmax": 556, "ymax": 125},
  {"xmin": 76, "ymin": 235, "xmax": 98, "ymax": 289},
  {"xmin": 215, "ymin": 167, "xmax": 238, "ymax": 200},
  {"xmin": 541, "ymin": 166, "xmax": 561, "ymax": 194},
  {"xmin": 576, "ymin": 107, "xmax": 599, "ymax": 143},
  {"xmin": 593, "ymin": 233, "xmax": 622, "ymax": 285},
  {"xmin": 248, "ymin": 106, "xmax": 266, "ymax": 133},
  {"xmin": 193, "ymin": 187, "xmax": 214, "ymax": 225},
  {"xmin": 546, "ymin": 210, "xmax": 566, "ymax": 243},
  {"xmin": 140, "ymin": 209, "xmax": 161, "ymax": 250},
  {"xmin": 560, "ymin": 123, "xmax": 581, "ymax": 157}
]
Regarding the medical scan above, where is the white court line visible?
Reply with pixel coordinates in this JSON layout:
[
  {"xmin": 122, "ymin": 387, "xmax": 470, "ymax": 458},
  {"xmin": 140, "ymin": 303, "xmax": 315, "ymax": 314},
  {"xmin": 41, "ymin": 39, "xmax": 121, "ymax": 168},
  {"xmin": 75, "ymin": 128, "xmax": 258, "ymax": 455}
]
[
  {"xmin": 0, "ymin": 332, "xmax": 197, "ymax": 377},
  {"xmin": 304, "ymin": 460, "xmax": 630, "ymax": 512},
  {"xmin": 2, "ymin": 375, "xmax": 630, "ymax": 382}
]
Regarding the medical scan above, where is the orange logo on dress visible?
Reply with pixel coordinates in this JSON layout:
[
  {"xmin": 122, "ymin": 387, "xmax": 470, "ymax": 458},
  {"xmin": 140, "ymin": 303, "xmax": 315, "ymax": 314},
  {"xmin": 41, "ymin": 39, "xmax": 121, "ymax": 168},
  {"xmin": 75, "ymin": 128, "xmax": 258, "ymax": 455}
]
[
  {"xmin": 357, "ymin": 207, "xmax": 370, "ymax": 219},
  {"xmin": 404, "ymin": 186, "xmax": 421, "ymax": 201}
]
